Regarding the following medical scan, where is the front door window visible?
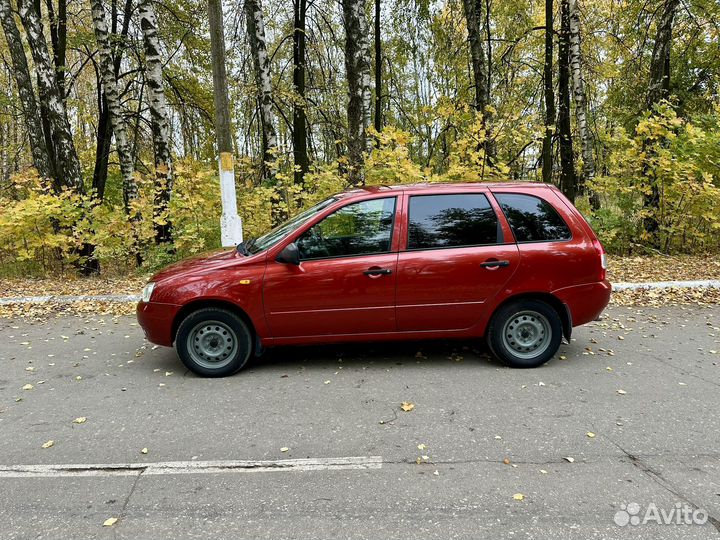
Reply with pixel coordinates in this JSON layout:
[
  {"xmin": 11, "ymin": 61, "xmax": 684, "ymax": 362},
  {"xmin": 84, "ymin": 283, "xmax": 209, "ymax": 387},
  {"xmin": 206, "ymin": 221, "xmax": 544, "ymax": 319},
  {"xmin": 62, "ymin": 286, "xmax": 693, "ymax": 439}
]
[{"xmin": 297, "ymin": 197, "xmax": 396, "ymax": 260}]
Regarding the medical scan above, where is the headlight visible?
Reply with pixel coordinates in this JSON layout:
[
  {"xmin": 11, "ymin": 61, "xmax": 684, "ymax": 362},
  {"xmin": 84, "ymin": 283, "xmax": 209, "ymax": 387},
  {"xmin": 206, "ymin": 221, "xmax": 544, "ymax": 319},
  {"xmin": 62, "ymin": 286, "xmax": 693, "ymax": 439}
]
[{"xmin": 141, "ymin": 282, "xmax": 156, "ymax": 303}]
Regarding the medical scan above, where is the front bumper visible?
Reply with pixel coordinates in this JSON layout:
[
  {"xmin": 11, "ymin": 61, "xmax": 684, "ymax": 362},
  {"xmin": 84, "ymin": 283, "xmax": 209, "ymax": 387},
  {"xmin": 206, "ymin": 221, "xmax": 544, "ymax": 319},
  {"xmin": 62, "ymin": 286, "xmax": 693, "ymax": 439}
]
[
  {"xmin": 136, "ymin": 301, "xmax": 182, "ymax": 347},
  {"xmin": 553, "ymin": 280, "xmax": 612, "ymax": 327}
]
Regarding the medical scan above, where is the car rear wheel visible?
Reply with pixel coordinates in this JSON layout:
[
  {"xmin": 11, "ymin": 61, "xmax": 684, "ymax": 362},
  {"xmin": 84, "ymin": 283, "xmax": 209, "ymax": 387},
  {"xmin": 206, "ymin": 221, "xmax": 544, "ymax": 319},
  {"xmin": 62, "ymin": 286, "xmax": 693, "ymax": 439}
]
[
  {"xmin": 487, "ymin": 299, "xmax": 563, "ymax": 368},
  {"xmin": 176, "ymin": 308, "xmax": 253, "ymax": 377}
]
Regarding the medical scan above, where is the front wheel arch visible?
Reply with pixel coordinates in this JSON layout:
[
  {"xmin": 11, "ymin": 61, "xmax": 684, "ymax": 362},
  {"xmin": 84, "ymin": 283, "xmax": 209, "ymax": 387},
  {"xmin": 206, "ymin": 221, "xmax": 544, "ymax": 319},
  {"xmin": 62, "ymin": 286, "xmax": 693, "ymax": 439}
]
[{"xmin": 172, "ymin": 299, "xmax": 257, "ymax": 347}]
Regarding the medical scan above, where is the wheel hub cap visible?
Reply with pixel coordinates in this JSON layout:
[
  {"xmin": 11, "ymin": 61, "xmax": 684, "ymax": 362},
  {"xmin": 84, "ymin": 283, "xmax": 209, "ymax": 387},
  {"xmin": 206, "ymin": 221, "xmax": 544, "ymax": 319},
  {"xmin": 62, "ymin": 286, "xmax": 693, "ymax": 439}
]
[
  {"xmin": 501, "ymin": 310, "xmax": 552, "ymax": 360},
  {"xmin": 187, "ymin": 321, "xmax": 238, "ymax": 369}
]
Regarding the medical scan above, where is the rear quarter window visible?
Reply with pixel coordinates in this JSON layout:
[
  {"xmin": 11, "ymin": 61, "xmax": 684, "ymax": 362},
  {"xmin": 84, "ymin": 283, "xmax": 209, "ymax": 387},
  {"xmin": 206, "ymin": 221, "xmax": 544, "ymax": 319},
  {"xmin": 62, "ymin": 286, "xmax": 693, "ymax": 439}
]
[{"xmin": 494, "ymin": 193, "xmax": 572, "ymax": 242}]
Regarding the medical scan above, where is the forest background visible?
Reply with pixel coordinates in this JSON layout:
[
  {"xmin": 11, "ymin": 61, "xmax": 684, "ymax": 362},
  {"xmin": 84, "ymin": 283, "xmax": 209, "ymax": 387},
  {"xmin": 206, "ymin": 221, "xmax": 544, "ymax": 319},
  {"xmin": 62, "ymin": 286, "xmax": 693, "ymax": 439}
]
[{"xmin": 0, "ymin": 0, "xmax": 718, "ymax": 276}]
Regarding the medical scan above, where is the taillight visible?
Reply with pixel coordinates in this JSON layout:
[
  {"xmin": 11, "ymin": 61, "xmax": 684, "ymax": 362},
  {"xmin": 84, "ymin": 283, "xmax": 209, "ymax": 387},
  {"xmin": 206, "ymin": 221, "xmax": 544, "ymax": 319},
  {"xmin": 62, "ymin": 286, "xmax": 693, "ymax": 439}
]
[{"xmin": 592, "ymin": 238, "xmax": 607, "ymax": 281}]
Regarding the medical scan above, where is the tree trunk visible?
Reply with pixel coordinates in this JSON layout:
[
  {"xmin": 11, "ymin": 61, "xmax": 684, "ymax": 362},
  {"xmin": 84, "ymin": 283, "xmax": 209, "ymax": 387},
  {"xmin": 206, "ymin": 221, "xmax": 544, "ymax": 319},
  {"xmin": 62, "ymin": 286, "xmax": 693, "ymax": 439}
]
[
  {"xmin": 557, "ymin": 0, "xmax": 576, "ymax": 201},
  {"xmin": 373, "ymin": 0, "xmax": 382, "ymax": 134},
  {"xmin": 245, "ymin": 0, "xmax": 277, "ymax": 181},
  {"xmin": 642, "ymin": 0, "xmax": 680, "ymax": 247},
  {"xmin": 342, "ymin": 0, "xmax": 372, "ymax": 186},
  {"xmin": 567, "ymin": 0, "xmax": 597, "ymax": 205},
  {"xmin": 17, "ymin": 0, "xmax": 83, "ymax": 193},
  {"xmin": 93, "ymin": 89, "xmax": 111, "ymax": 199},
  {"xmin": 93, "ymin": 0, "xmax": 132, "ymax": 201},
  {"xmin": 45, "ymin": 0, "xmax": 66, "ymax": 97},
  {"xmin": 461, "ymin": 0, "xmax": 494, "ymax": 161},
  {"xmin": 0, "ymin": 0, "xmax": 53, "ymax": 180},
  {"xmin": 646, "ymin": 0, "xmax": 679, "ymax": 110},
  {"xmin": 292, "ymin": 0, "xmax": 309, "ymax": 185},
  {"xmin": 90, "ymin": 0, "xmax": 138, "ymax": 215},
  {"xmin": 139, "ymin": 0, "xmax": 174, "ymax": 244},
  {"xmin": 208, "ymin": 0, "xmax": 243, "ymax": 245},
  {"xmin": 541, "ymin": 0, "xmax": 555, "ymax": 185}
]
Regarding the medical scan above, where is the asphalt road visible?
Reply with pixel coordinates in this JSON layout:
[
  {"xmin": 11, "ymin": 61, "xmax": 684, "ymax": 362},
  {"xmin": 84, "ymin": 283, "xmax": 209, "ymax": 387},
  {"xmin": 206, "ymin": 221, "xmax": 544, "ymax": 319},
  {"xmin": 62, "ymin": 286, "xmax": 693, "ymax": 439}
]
[{"xmin": 1, "ymin": 305, "xmax": 719, "ymax": 539}]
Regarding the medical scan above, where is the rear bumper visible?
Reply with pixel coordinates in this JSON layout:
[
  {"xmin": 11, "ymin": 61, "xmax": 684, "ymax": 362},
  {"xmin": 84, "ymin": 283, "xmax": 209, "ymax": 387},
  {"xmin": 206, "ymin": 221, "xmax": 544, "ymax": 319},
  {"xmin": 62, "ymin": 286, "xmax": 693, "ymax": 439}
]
[
  {"xmin": 553, "ymin": 280, "xmax": 612, "ymax": 327},
  {"xmin": 136, "ymin": 301, "xmax": 182, "ymax": 347}
]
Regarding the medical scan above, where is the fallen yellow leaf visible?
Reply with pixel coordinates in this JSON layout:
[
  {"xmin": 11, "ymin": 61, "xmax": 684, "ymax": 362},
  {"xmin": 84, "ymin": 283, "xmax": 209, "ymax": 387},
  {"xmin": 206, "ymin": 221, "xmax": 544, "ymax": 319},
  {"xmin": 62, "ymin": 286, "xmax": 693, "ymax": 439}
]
[
  {"xmin": 586, "ymin": 432, "xmax": 596, "ymax": 438},
  {"xmin": 513, "ymin": 493, "xmax": 524, "ymax": 501},
  {"xmin": 41, "ymin": 440, "xmax": 54, "ymax": 449},
  {"xmin": 73, "ymin": 417, "xmax": 87, "ymax": 424},
  {"xmin": 400, "ymin": 402, "xmax": 415, "ymax": 412},
  {"xmin": 280, "ymin": 447, "xmax": 289, "ymax": 452},
  {"xmin": 22, "ymin": 384, "xmax": 33, "ymax": 391},
  {"xmin": 103, "ymin": 517, "xmax": 118, "ymax": 527},
  {"xmin": 140, "ymin": 447, "xmax": 148, "ymax": 454}
]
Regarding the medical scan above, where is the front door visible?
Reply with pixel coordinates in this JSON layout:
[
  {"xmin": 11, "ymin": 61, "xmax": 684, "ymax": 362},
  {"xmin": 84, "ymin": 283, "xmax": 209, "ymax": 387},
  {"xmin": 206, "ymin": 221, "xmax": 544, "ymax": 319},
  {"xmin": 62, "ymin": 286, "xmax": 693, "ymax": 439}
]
[
  {"xmin": 263, "ymin": 197, "xmax": 399, "ymax": 338},
  {"xmin": 396, "ymin": 193, "xmax": 520, "ymax": 331}
]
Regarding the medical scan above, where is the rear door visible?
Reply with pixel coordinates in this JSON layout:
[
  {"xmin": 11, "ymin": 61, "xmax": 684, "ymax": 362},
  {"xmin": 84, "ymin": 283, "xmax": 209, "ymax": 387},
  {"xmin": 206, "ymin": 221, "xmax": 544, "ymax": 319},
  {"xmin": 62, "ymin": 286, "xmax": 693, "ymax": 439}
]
[{"xmin": 395, "ymin": 192, "xmax": 519, "ymax": 331}]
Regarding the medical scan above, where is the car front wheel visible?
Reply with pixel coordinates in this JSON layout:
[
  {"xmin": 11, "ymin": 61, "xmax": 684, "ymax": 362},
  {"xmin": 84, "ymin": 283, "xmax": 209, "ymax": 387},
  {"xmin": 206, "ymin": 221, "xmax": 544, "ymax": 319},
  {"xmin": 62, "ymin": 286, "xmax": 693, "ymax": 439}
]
[
  {"xmin": 176, "ymin": 308, "xmax": 253, "ymax": 377},
  {"xmin": 487, "ymin": 299, "xmax": 563, "ymax": 368}
]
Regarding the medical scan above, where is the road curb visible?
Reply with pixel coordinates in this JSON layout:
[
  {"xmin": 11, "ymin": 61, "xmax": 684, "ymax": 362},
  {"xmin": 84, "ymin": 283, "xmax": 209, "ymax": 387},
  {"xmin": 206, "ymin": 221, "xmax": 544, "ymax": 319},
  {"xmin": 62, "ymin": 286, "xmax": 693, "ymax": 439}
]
[{"xmin": 1, "ymin": 280, "xmax": 719, "ymax": 305}]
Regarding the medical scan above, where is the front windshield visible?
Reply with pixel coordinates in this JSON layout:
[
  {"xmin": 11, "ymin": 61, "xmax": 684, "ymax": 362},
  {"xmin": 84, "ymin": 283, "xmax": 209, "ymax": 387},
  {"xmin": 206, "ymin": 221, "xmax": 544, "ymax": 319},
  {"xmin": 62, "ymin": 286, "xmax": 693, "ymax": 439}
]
[{"xmin": 246, "ymin": 196, "xmax": 339, "ymax": 254}]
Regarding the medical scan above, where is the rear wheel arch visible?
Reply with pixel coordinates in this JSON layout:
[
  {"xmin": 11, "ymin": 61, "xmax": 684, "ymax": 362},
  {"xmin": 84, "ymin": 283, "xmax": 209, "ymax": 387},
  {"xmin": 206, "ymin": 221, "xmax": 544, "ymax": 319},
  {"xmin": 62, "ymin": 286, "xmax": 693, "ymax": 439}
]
[
  {"xmin": 172, "ymin": 299, "xmax": 257, "ymax": 346},
  {"xmin": 488, "ymin": 292, "xmax": 571, "ymax": 340}
]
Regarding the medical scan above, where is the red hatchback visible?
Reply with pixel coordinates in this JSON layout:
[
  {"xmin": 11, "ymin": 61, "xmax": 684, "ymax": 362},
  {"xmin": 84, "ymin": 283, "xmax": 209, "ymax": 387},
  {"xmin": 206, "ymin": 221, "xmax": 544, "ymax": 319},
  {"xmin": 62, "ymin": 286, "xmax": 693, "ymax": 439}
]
[{"xmin": 137, "ymin": 183, "xmax": 611, "ymax": 377}]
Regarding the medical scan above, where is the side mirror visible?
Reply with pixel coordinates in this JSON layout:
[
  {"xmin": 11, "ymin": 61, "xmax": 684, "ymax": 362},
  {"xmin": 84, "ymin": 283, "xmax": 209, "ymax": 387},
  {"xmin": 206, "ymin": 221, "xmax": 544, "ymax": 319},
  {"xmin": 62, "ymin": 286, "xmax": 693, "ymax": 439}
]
[{"xmin": 276, "ymin": 242, "xmax": 300, "ymax": 265}]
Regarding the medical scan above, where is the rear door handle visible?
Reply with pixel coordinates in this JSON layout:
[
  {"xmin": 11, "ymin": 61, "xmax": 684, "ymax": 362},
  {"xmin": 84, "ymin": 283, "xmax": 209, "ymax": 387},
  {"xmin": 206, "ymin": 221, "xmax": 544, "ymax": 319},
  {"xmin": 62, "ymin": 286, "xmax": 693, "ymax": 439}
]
[
  {"xmin": 480, "ymin": 260, "xmax": 510, "ymax": 268},
  {"xmin": 364, "ymin": 268, "xmax": 392, "ymax": 276}
]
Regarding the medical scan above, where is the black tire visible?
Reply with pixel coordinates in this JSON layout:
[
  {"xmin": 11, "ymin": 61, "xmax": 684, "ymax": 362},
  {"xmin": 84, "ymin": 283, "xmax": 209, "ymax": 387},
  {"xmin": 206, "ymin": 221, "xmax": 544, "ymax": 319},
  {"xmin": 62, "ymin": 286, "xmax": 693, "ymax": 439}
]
[
  {"xmin": 175, "ymin": 308, "xmax": 253, "ymax": 377},
  {"xmin": 486, "ymin": 299, "xmax": 563, "ymax": 368}
]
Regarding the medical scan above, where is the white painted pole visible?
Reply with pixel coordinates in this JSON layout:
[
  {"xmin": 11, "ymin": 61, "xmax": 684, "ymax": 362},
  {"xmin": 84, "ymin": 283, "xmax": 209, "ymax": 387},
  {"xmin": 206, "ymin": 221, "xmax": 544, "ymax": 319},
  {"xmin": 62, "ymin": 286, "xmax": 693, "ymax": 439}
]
[
  {"xmin": 218, "ymin": 151, "xmax": 243, "ymax": 246},
  {"xmin": 208, "ymin": 0, "xmax": 243, "ymax": 247}
]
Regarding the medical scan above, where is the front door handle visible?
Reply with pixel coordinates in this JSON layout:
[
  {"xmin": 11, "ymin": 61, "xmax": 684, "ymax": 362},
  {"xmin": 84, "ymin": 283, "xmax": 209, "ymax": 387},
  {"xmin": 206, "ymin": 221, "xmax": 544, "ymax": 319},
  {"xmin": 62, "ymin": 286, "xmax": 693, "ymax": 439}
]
[
  {"xmin": 364, "ymin": 267, "xmax": 392, "ymax": 276},
  {"xmin": 480, "ymin": 260, "xmax": 510, "ymax": 268}
]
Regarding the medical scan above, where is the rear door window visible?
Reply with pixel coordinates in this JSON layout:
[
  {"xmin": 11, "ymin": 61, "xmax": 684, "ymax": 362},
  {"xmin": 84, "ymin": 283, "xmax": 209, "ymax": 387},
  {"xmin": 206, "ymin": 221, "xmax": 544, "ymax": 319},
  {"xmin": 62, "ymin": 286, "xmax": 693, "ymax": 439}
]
[
  {"xmin": 407, "ymin": 194, "xmax": 501, "ymax": 250},
  {"xmin": 494, "ymin": 193, "xmax": 571, "ymax": 242}
]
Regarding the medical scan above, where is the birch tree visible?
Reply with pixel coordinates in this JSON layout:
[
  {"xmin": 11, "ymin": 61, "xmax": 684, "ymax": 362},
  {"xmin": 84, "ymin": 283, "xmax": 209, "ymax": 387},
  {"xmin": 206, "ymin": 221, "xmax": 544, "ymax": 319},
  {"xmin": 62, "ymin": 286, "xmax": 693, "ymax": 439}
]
[
  {"xmin": 342, "ymin": 0, "xmax": 372, "ymax": 186},
  {"xmin": 139, "ymin": 0, "xmax": 174, "ymax": 244},
  {"xmin": 245, "ymin": 0, "xmax": 277, "ymax": 179},
  {"xmin": 16, "ymin": 0, "xmax": 83, "ymax": 193},
  {"xmin": 0, "ymin": 0, "xmax": 53, "ymax": 181},
  {"xmin": 90, "ymin": 0, "xmax": 138, "ymax": 215},
  {"xmin": 567, "ymin": 0, "xmax": 594, "ymax": 193}
]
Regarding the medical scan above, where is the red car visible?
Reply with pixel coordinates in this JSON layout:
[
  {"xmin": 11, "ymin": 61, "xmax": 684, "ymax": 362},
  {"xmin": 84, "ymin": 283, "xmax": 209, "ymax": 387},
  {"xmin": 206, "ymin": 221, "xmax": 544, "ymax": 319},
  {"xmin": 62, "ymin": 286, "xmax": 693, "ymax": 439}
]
[{"xmin": 137, "ymin": 183, "xmax": 610, "ymax": 377}]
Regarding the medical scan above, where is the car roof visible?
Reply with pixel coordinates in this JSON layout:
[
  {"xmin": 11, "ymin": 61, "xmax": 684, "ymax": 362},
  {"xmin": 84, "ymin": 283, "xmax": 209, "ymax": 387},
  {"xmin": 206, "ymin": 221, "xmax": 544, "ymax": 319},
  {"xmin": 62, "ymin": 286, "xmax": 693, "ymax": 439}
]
[{"xmin": 336, "ymin": 182, "xmax": 553, "ymax": 199}]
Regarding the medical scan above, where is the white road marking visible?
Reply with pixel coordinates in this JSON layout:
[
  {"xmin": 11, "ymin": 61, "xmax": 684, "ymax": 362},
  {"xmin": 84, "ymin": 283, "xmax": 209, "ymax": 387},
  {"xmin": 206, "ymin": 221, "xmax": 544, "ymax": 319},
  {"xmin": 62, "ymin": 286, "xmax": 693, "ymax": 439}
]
[{"xmin": 0, "ymin": 456, "xmax": 383, "ymax": 478}]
